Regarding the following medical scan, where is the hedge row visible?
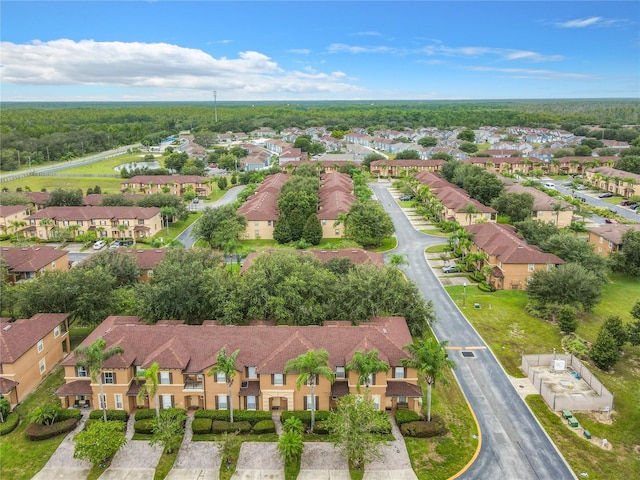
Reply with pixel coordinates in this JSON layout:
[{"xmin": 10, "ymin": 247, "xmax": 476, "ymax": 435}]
[
  {"xmin": 0, "ymin": 413, "xmax": 20, "ymax": 436},
  {"xmin": 280, "ymin": 410, "xmax": 330, "ymax": 426},
  {"xmin": 134, "ymin": 418, "xmax": 155, "ymax": 434},
  {"xmin": 56, "ymin": 409, "xmax": 82, "ymax": 421},
  {"xmin": 134, "ymin": 408, "xmax": 156, "ymax": 421},
  {"xmin": 399, "ymin": 416, "xmax": 446, "ymax": 438},
  {"xmin": 394, "ymin": 410, "xmax": 421, "ymax": 426},
  {"xmin": 192, "ymin": 418, "xmax": 276, "ymax": 435},
  {"xmin": 89, "ymin": 410, "xmax": 129, "ymax": 422},
  {"xmin": 212, "ymin": 420, "xmax": 251, "ymax": 434},
  {"xmin": 193, "ymin": 410, "xmax": 272, "ymax": 425},
  {"xmin": 25, "ymin": 417, "xmax": 79, "ymax": 441}
]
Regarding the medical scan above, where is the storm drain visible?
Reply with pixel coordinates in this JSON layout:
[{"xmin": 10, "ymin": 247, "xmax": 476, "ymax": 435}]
[{"xmin": 461, "ymin": 351, "xmax": 475, "ymax": 358}]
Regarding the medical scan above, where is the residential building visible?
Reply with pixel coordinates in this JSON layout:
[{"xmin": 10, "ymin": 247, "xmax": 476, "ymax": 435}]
[
  {"xmin": 317, "ymin": 172, "xmax": 356, "ymax": 238},
  {"xmin": 121, "ymin": 248, "xmax": 167, "ymax": 281},
  {"xmin": 1, "ymin": 246, "xmax": 69, "ymax": 284},
  {"xmin": 370, "ymin": 159, "xmax": 445, "ymax": 177},
  {"xmin": 121, "ymin": 175, "xmax": 212, "ymax": 198},
  {"xmin": 237, "ymin": 173, "xmax": 289, "ymax": 240},
  {"xmin": 465, "ymin": 222, "xmax": 564, "ymax": 290},
  {"xmin": 1, "ymin": 313, "xmax": 71, "ymax": 406},
  {"xmin": 56, "ymin": 315, "xmax": 422, "ymax": 414},
  {"xmin": 587, "ymin": 224, "xmax": 640, "ymax": 257},
  {"xmin": 25, "ymin": 206, "xmax": 162, "ymax": 241},
  {"xmin": 503, "ymin": 183, "xmax": 573, "ymax": 227},
  {"xmin": 0, "ymin": 205, "xmax": 31, "ymax": 237},
  {"xmin": 585, "ymin": 167, "xmax": 640, "ymax": 198}
]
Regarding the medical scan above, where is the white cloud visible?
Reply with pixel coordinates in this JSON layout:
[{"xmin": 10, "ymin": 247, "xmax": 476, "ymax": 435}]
[
  {"xmin": 327, "ymin": 43, "xmax": 401, "ymax": 54},
  {"xmin": 0, "ymin": 39, "xmax": 361, "ymax": 96},
  {"xmin": 466, "ymin": 66, "xmax": 594, "ymax": 80},
  {"xmin": 287, "ymin": 49, "xmax": 311, "ymax": 54},
  {"xmin": 554, "ymin": 17, "xmax": 623, "ymax": 29}
]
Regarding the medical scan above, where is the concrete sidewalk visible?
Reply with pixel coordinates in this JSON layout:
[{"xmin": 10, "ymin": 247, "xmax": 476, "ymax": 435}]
[{"xmin": 166, "ymin": 413, "xmax": 221, "ymax": 480}]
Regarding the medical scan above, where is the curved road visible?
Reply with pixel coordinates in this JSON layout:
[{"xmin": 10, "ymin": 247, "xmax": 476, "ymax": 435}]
[{"xmin": 372, "ymin": 182, "xmax": 576, "ymax": 480}]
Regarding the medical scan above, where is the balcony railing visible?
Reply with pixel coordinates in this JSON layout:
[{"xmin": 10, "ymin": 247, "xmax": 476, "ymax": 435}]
[{"xmin": 184, "ymin": 380, "xmax": 204, "ymax": 390}]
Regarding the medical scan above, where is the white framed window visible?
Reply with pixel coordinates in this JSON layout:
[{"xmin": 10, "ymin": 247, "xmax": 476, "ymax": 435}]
[
  {"xmin": 217, "ymin": 394, "xmax": 228, "ymax": 410},
  {"xmin": 51, "ymin": 261, "xmax": 57, "ymax": 269},
  {"xmin": 254, "ymin": 221, "xmax": 259, "ymax": 227},
  {"xmin": 598, "ymin": 247, "xmax": 602, "ymax": 254},
  {"xmin": 322, "ymin": 220, "xmax": 327, "ymax": 225},
  {"xmin": 608, "ymin": 241, "xmax": 613, "ymax": 249},
  {"xmin": 528, "ymin": 263, "xmax": 535, "ymax": 272},
  {"xmin": 99, "ymin": 394, "xmax": 107, "ymax": 409},
  {"xmin": 103, "ymin": 372, "xmax": 115, "ymax": 384},
  {"xmin": 161, "ymin": 394, "xmax": 173, "ymax": 409},
  {"xmin": 335, "ymin": 229, "xmax": 340, "ymax": 235},
  {"xmin": 304, "ymin": 395, "xmax": 319, "ymax": 411},
  {"xmin": 216, "ymin": 372, "xmax": 226, "ymax": 383},
  {"xmin": 246, "ymin": 395, "xmax": 257, "ymax": 410},
  {"xmin": 372, "ymin": 395, "xmax": 381, "ymax": 410},
  {"xmin": 599, "ymin": 236, "xmax": 604, "ymax": 244},
  {"xmin": 367, "ymin": 374, "xmax": 374, "ymax": 386},
  {"xmin": 160, "ymin": 372, "xmax": 171, "ymax": 384},
  {"xmin": 54, "ymin": 326, "xmax": 60, "ymax": 338},
  {"xmin": 39, "ymin": 358, "xmax": 46, "ymax": 374},
  {"xmin": 247, "ymin": 366, "xmax": 257, "ymax": 379},
  {"xmin": 335, "ymin": 366, "xmax": 345, "ymax": 379},
  {"xmin": 77, "ymin": 366, "xmax": 88, "ymax": 377},
  {"xmin": 114, "ymin": 394, "xmax": 123, "ymax": 409},
  {"xmin": 394, "ymin": 367, "xmax": 405, "ymax": 379},
  {"xmin": 273, "ymin": 374, "xmax": 284, "ymax": 385},
  {"xmin": 37, "ymin": 340, "xmax": 44, "ymax": 352}
]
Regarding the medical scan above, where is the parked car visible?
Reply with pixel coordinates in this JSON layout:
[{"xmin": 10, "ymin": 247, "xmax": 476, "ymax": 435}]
[
  {"xmin": 442, "ymin": 263, "xmax": 459, "ymax": 274},
  {"xmin": 599, "ymin": 192, "xmax": 613, "ymax": 198},
  {"xmin": 109, "ymin": 241, "xmax": 121, "ymax": 249},
  {"xmin": 399, "ymin": 194, "xmax": 413, "ymax": 201},
  {"xmin": 577, "ymin": 185, "xmax": 588, "ymax": 190},
  {"xmin": 543, "ymin": 182, "xmax": 556, "ymax": 189},
  {"xmin": 93, "ymin": 240, "xmax": 107, "ymax": 250},
  {"xmin": 120, "ymin": 239, "xmax": 135, "ymax": 247},
  {"xmin": 605, "ymin": 218, "xmax": 618, "ymax": 224}
]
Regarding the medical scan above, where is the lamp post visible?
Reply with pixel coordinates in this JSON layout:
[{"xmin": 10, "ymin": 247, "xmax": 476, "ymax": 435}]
[{"xmin": 463, "ymin": 282, "xmax": 467, "ymax": 307}]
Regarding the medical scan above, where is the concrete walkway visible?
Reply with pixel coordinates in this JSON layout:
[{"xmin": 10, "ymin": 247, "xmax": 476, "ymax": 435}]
[
  {"xmin": 31, "ymin": 410, "xmax": 92, "ymax": 480},
  {"xmin": 363, "ymin": 416, "xmax": 417, "ymax": 480},
  {"xmin": 166, "ymin": 413, "xmax": 221, "ymax": 480}
]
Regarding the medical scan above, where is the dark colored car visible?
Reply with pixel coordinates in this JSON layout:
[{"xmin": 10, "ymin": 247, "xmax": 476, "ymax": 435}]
[
  {"xmin": 399, "ymin": 194, "xmax": 413, "ymax": 201},
  {"xmin": 598, "ymin": 192, "xmax": 613, "ymax": 198}
]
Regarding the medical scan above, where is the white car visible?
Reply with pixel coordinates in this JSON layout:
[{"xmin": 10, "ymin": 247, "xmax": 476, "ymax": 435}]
[
  {"xmin": 93, "ymin": 240, "xmax": 107, "ymax": 250},
  {"xmin": 543, "ymin": 182, "xmax": 555, "ymax": 189}
]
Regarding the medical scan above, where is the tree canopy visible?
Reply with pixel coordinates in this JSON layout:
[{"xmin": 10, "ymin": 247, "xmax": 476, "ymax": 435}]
[
  {"xmin": 526, "ymin": 263, "xmax": 603, "ymax": 312},
  {"xmin": 344, "ymin": 201, "xmax": 395, "ymax": 247}
]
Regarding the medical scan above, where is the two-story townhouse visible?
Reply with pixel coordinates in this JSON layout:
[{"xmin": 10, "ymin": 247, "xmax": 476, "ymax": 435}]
[
  {"xmin": 56, "ymin": 315, "xmax": 422, "ymax": 414},
  {"xmin": 1, "ymin": 246, "xmax": 69, "ymax": 284},
  {"xmin": 121, "ymin": 175, "xmax": 211, "ymax": 198},
  {"xmin": 0, "ymin": 205, "xmax": 31, "ymax": 237},
  {"xmin": 503, "ymin": 183, "xmax": 573, "ymax": 227},
  {"xmin": 317, "ymin": 173, "xmax": 356, "ymax": 238},
  {"xmin": 587, "ymin": 224, "xmax": 640, "ymax": 257},
  {"xmin": 464, "ymin": 223, "xmax": 564, "ymax": 290},
  {"xmin": 237, "ymin": 173, "xmax": 289, "ymax": 240},
  {"xmin": 369, "ymin": 159, "xmax": 445, "ymax": 178},
  {"xmin": 250, "ymin": 127, "xmax": 277, "ymax": 138},
  {"xmin": 1, "ymin": 313, "xmax": 70, "ymax": 406},
  {"xmin": 585, "ymin": 167, "xmax": 640, "ymax": 198},
  {"xmin": 435, "ymin": 187, "xmax": 497, "ymax": 225},
  {"xmin": 25, "ymin": 206, "xmax": 162, "ymax": 240}
]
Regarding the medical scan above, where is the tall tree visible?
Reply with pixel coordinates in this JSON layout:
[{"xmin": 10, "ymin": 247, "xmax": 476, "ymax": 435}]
[
  {"xmin": 344, "ymin": 201, "xmax": 395, "ymax": 247},
  {"xmin": 208, "ymin": 348, "xmax": 240, "ymax": 423},
  {"xmin": 345, "ymin": 350, "xmax": 389, "ymax": 400},
  {"xmin": 193, "ymin": 205, "xmax": 247, "ymax": 249},
  {"xmin": 74, "ymin": 338, "xmax": 124, "ymax": 422},
  {"xmin": 137, "ymin": 362, "xmax": 161, "ymax": 417},
  {"xmin": 401, "ymin": 337, "xmax": 456, "ymax": 421},
  {"xmin": 526, "ymin": 263, "xmax": 603, "ymax": 312},
  {"xmin": 284, "ymin": 349, "xmax": 335, "ymax": 432}
]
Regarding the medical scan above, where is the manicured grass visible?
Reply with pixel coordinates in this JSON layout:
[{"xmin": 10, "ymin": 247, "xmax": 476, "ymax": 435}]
[
  {"xmin": 151, "ymin": 211, "xmax": 201, "ymax": 244},
  {"xmin": 62, "ymin": 154, "xmax": 157, "ymax": 175},
  {"xmin": 405, "ymin": 367, "xmax": 479, "ymax": 480},
  {"xmin": 154, "ymin": 442, "xmax": 182, "ymax": 480},
  {"xmin": 1, "ymin": 176, "xmax": 125, "ymax": 195},
  {"xmin": 425, "ymin": 244, "xmax": 451, "ymax": 253},
  {"xmin": 284, "ymin": 455, "xmax": 301, "ymax": 480},
  {"xmin": 419, "ymin": 229, "xmax": 449, "ymax": 237},
  {"xmin": 370, "ymin": 236, "xmax": 397, "ymax": 252},
  {"xmin": 0, "ymin": 367, "xmax": 67, "ymax": 480}
]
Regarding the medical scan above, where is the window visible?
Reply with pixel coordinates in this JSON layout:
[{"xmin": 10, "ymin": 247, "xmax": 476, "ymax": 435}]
[
  {"xmin": 321, "ymin": 220, "xmax": 326, "ymax": 225},
  {"xmin": 54, "ymin": 326, "xmax": 60, "ymax": 338},
  {"xmin": 114, "ymin": 394, "xmax": 123, "ymax": 409},
  {"xmin": 267, "ymin": 220, "xmax": 272, "ymax": 227},
  {"xmin": 122, "ymin": 220, "xmax": 129, "ymax": 227},
  {"xmin": 51, "ymin": 261, "xmax": 56, "ymax": 269},
  {"xmin": 254, "ymin": 230, "xmax": 259, "ymax": 237},
  {"xmin": 161, "ymin": 394, "xmax": 174, "ymax": 409},
  {"xmin": 367, "ymin": 374, "xmax": 375, "ymax": 386},
  {"xmin": 77, "ymin": 220, "xmax": 82, "ymax": 226},
  {"xmin": 217, "ymin": 394, "xmax": 228, "ymax": 410},
  {"xmin": 394, "ymin": 367, "xmax": 405, "ymax": 379},
  {"xmin": 99, "ymin": 394, "xmax": 107, "ymax": 409},
  {"xmin": 335, "ymin": 366, "xmax": 345, "ymax": 379},
  {"xmin": 103, "ymin": 372, "xmax": 115, "ymax": 384},
  {"xmin": 608, "ymin": 241, "xmax": 613, "ymax": 249},
  {"xmin": 528, "ymin": 263, "xmax": 535, "ymax": 272},
  {"xmin": 138, "ymin": 219, "xmax": 145, "ymax": 225},
  {"xmin": 599, "ymin": 236, "xmax": 604, "ymax": 244},
  {"xmin": 159, "ymin": 372, "xmax": 172, "ymax": 385},
  {"xmin": 254, "ymin": 221, "xmax": 259, "ymax": 227},
  {"xmin": 77, "ymin": 366, "xmax": 88, "ymax": 377},
  {"xmin": 216, "ymin": 372, "xmax": 226, "ymax": 383},
  {"xmin": 372, "ymin": 395, "xmax": 380, "ymax": 410},
  {"xmin": 272, "ymin": 374, "xmax": 284, "ymax": 386},
  {"xmin": 37, "ymin": 340, "xmax": 44, "ymax": 352},
  {"xmin": 39, "ymin": 358, "xmax": 46, "ymax": 374},
  {"xmin": 398, "ymin": 396, "xmax": 407, "ymax": 405},
  {"xmin": 304, "ymin": 396, "xmax": 319, "ymax": 411},
  {"xmin": 335, "ymin": 229, "xmax": 340, "ymax": 235},
  {"xmin": 247, "ymin": 366, "xmax": 257, "ymax": 379},
  {"xmin": 246, "ymin": 395, "xmax": 257, "ymax": 410}
]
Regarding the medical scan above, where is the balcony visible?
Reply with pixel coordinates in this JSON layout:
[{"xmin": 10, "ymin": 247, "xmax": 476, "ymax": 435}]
[{"xmin": 184, "ymin": 379, "xmax": 204, "ymax": 390}]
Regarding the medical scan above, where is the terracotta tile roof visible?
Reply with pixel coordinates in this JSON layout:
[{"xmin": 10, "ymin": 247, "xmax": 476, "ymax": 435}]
[
  {"xmin": 0, "ymin": 313, "xmax": 69, "ymax": 363},
  {"xmin": 0, "ymin": 377, "xmax": 19, "ymax": 394},
  {"xmin": 122, "ymin": 249, "xmax": 167, "ymax": 269},
  {"xmin": 55, "ymin": 380, "xmax": 92, "ymax": 396},
  {"xmin": 0, "ymin": 246, "xmax": 68, "ymax": 273},
  {"xmin": 331, "ymin": 380, "xmax": 350, "ymax": 397},
  {"xmin": 587, "ymin": 224, "xmax": 640, "ymax": 245},
  {"xmin": 590, "ymin": 166, "xmax": 640, "ymax": 183},
  {"xmin": 414, "ymin": 171, "xmax": 452, "ymax": 189},
  {"xmin": 237, "ymin": 191, "xmax": 279, "ymax": 221},
  {"xmin": 27, "ymin": 206, "xmax": 161, "ymax": 221},
  {"xmin": 436, "ymin": 187, "xmax": 496, "ymax": 214},
  {"xmin": 63, "ymin": 315, "xmax": 414, "ymax": 376},
  {"xmin": 504, "ymin": 184, "xmax": 571, "ymax": 211},
  {"xmin": 317, "ymin": 191, "xmax": 356, "ymax": 219},
  {"xmin": 23, "ymin": 191, "xmax": 50, "ymax": 205},
  {"xmin": 0, "ymin": 205, "xmax": 29, "ymax": 217},
  {"xmin": 239, "ymin": 380, "xmax": 260, "ymax": 396},
  {"xmin": 386, "ymin": 381, "xmax": 423, "ymax": 397},
  {"xmin": 465, "ymin": 223, "xmax": 563, "ymax": 265}
]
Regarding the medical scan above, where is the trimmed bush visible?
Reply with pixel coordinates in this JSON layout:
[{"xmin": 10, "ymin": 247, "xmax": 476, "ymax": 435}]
[
  {"xmin": 313, "ymin": 420, "xmax": 330, "ymax": 435},
  {"xmin": 191, "ymin": 418, "xmax": 212, "ymax": 435},
  {"xmin": 211, "ymin": 420, "xmax": 251, "ymax": 434},
  {"xmin": 280, "ymin": 410, "xmax": 330, "ymax": 427},
  {"xmin": 25, "ymin": 417, "xmax": 79, "ymax": 441},
  {"xmin": 89, "ymin": 410, "xmax": 128, "ymax": 422},
  {"xmin": 400, "ymin": 417, "xmax": 445, "ymax": 438},
  {"xmin": 193, "ymin": 410, "xmax": 271, "ymax": 425},
  {"xmin": 395, "ymin": 409, "xmax": 420, "ymax": 426},
  {"xmin": 56, "ymin": 409, "xmax": 82, "ymax": 421},
  {"xmin": 0, "ymin": 412, "xmax": 20, "ymax": 436},
  {"xmin": 372, "ymin": 412, "xmax": 392, "ymax": 434},
  {"xmin": 252, "ymin": 419, "xmax": 276, "ymax": 434},
  {"xmin": 134, "ymin": 418, "xmax": 155, "ymax": 434},
  {"xmin": 134, "ymin": 408, "xmax": 156, "ymax": 421}
]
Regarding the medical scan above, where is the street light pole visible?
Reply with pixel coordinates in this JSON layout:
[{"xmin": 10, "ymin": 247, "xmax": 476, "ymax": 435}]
[{"xmin": 463, "ymin": 282, "xmax": 467, "ymax": 307}]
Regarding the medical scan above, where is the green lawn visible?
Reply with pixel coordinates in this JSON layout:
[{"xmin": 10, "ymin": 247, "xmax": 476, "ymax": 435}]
[
  {"xmin": 1, "ymin": 176, "xmax": 125, "ymax": 195},
  {"xmin": 61, "ymin": 154, "xmax": 157, "ymax": 175},
  {"xmin": 425, "ymin": 245, "xmax": 451, "ymax": 253}
]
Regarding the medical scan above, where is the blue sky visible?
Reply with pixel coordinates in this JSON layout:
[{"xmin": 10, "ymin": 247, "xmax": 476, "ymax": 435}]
[{"xmin": 1, "ymin": 1, "xmax": 638, "ymax": 101}]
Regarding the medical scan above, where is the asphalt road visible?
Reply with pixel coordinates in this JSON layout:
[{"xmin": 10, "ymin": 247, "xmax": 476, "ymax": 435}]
[
  {"xmin": 371, "ymin": 182, "xmax": 576, "ymax": 480},
  {"xmin": 176, "ymin": 185, "xmax": 246, "ymax": 248}
]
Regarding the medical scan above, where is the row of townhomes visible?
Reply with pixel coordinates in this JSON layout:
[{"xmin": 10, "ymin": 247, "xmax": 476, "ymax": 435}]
[
  {"xmin": 121, "ymin": 175, "xmax": 212, "ymax": 197},
  {"xmin": 586, "ymin": 223, "xmax": 640, "ymax": 257},
  {"xmin": 585, "ymin": 167, "xmax": 640, "ymax": 198},
  {"xmin": 236, "ymin": 172, "xmax": 356, "ymax": 240},
  {"xmin": 0, "ymin": 314, "xmax": 71, "ymax": 405},
  {"xmin": 501, "ymin": 177, "xmax": 574, "ymax": 227},
  {"xmin": 464, "ymin": 223, "xmax": 565, "ymax": 290},
  {"xmin": 55, "ymin": 315, "xmax": 423, "ymax": 414}
]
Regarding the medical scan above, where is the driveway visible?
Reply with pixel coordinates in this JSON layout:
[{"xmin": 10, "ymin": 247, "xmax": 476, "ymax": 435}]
[
  {"xmin": 166, "ymin": 414, "xmax": 220, "ymax": 480},
  {"xmin": 371, "ymin": 182, "xmax": 576, "ymax": 480}
]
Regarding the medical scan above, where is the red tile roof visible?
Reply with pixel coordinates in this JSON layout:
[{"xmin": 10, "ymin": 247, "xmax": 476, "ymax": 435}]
[
  {"xmin": 0, "ymin": 246, "xmax": 68, "ymax": 273},
  {"xmin": 0, "ymin": 314, "xmax": 69, "ymax": 363},
  {"xmin": 587, "ymin": 224, "xmax": 640, "ymax": 245},
  {"xmin": 27, "ymin": 206, "xmax": 161, "ymax": 221}
]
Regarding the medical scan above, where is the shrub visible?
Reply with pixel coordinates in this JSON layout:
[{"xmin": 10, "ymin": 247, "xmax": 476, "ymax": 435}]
[
  {"xmin": 134, "ymin": 408, "xmax": 156, "ymax": 420},
  {"xmin": 88, "ymin": 410, "xmax": 128, "ymax": 422},
  {"xmin": 372, "ymin": 412, "xmax": 392, "ymax": 434},
  {"xmin": 280, "ymin": 410, "xmax": 330, "ymax": 427},
  {"xmin": 25, "ymin": 417, "xmax": 79, "ymax": 441},
  {"xmin": 252, "ymin": 419, "xmax": 276, "ymax": 434},
  {"xmin": 395, "ymin": 410, "xmax": 420, "ymax": 426},
  {"xmin": 400, "ymin": 418, "xmax": 445, "ymax": 438},
  {"xmin": 193, "ymin": 409, "xmax": 271, "ymax": 424},
  {"xmin": 0, "ymin": 412, "xmax": 20, "ymax": 436},
  {"xmin": 191, "ymin": 418, "xmax": 212, "ymax": 435},
  {"xmin": 56, "ymin": 409, "xmax": 82, "ymax": 421},
  {"xmin": 562, "ymin": 334, "xmax": 590, "ymax": 359},
  {"xmin": 211, "ymin": 420, "xmax": 251, "ymax": 434},
  {"xmin": 558, "ymin": 305, "xmax": 578, "ymax": 334},
  {"xmin": 313, "ymin": 420, "xmax": 330, "ymax": 434},
  {"xmin": 134, "ymin": 418, "xmax": 155, "ymax": 434}
]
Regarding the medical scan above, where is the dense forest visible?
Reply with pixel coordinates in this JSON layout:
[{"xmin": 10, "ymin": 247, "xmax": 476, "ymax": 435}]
[{"xmin": 1, "ymin": 99, "xmax": 639, "ymax": 170}]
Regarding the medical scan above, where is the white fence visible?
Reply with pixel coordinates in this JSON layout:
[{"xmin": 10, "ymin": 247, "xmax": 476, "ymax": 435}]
[{"xmin": 521, "ymin": 354, "xmax": 614, "ymax": 412}]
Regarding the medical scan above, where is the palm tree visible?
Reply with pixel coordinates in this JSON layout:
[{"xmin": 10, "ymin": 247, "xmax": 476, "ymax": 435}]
[
  {"xmin": 9, "ymin": 220, "xmax": 26, "ymax": 241},
  {"xmin": 346, "ymin": 349, "xmax": 389, "ymax": 400},
  {"xmin": 460, "ymin": 203, "xmax": 480, "ymax": 225},
  {"xmin": 74, "ymin": 337, "xmax": 124, "ymax": 422},
  {"xmin": 401, "ymin": 337, "xmax": 456, "ymax": 422},
  {"xmin": 208, "ymin": 348, "xmax": 240, "ymax": 423},
  {"xmin": 137, "ymin": 362, "xmax": 161, "ymax": 417},
  {"xmin": 552, "ymin": 201, "xmax": 564, "ymax": 226},
  {"xmin": 284, "ymin": 349, "xmax": 334, "ymax": 432},
  {"xmin": 39, "ymin": 218, "xmax": 53, "ymax": 240}
]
